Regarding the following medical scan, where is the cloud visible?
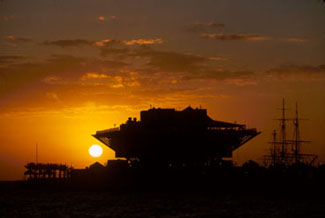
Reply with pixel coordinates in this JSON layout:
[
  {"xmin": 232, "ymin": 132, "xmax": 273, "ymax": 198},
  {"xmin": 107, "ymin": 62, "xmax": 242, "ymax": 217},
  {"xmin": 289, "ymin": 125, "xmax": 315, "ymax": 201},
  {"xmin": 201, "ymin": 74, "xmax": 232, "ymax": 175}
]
[
  {"xmin": 100, "ymin": 47, "xmax": 130, "ymax": 57},
  {"xmin": 100, "ymin": 46, "xmax": 225, "ymax": 74},
  {"xmin": 266, "ymin": 64, "xmax": 325, "ymax": 80},
  {"xmin": 43, "ymin": 38, "xmax": 163, "ymax": 48},
  {"xmin": 279, "ymin": 37, "xmax": 307, "ymax": 42},
  {"xmin": 0, "ymin": 55, "xmax": 25, "ymax": 64},
  {"xmin": 201, "ymin": 33, "xmax": 271, "ymax": 41},
  {"xmin": 183, "ymin": 69, "xmax": 255, "ymax": 81},
  {"xmin": 101, "ymin": 45, "xmax": 253, "ymax": 83},
  {"xmin": 43, "ymin": 39, "xmax": 94, "ymax": 48},
  {"xmin": 3, "ymin": 35, "xmax": 32, "ymax": 43},
  {"xmin": 3, "ymin": 15, "xmax": 15, "ymax": 21},
  {"xmin": 201, "ymin": 33, "xmax": 307, "ymax": 42},
  {"xmin": 95, "ymin": 38, "xmax": 163, "ymax": 47},
  {"xmin": 94, "ymin": 39, "xmax": 121, "ymax": 47},
  {"xmin": 185, "ymin": 22, "xmax": 225, "ymax": 32},
  {"xmin": 79, "ymin": 72, "xmax": 140, "ymax": 89},
  {"xmin": 0, "ymin": 54, "xmax": 130, "ymax": 96},
  {"xmin": 97, "ymin": 16, "xmax": 105, "ymax": 21},
  {"xmin": 81, "ymin": 72, "xmax": 109, "ymax": 80},
  {"xmin": 129, "ymin": 47, "xmax": 208, "ymax": 73},
  {"xmin": 46, "ymin": 92, "xmax": 62, "ymax": 104},
  {"xmin": 109, "ymin": 16, "xmax": 118, "ymax": 21},
  {"xmin": 123, "ymin": 38, "xmax": 163, "ymax": 46},
  {"xmin": 97, "ymin": 15, "xmax": 118, "ymax": 22},
  {"xmin": 43, "ymin": 76, "xmax": 61, "ymax": 84},
  {"xmin": 208, "ymin": 57, "xmax": 228, "ymax": 61}
]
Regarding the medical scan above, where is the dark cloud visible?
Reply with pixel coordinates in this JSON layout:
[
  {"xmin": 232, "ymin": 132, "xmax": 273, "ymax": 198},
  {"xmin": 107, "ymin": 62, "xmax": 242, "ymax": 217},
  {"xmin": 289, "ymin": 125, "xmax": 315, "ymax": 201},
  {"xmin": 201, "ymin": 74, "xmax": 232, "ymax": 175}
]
[
  {"xmin": 101, "ymin": 46, "xmax": 208, "ymax": 73},
  {"xmin": 96, "ymin": 15, "xmax": 118, "ymax": 22},
  {"xmin": 95, "ymin": 38, "xmax": 163, "ymax": 47},
  {"xmin": 43, "ymin": 39, "xmax": 94, "ymax": 48},
  {"xmin": 4, "ymin": 36, "xmax": 32, "ymax": 43},
  {"xmin": 100, "ymin": 47, "xmax": 131, "ymax": 57},
  {"xmin": 183, "ymin": 69, "xmax": 255, "ymax": 81},
  {"xmin": 0, "ymin": 55, "xmax": 25, "ymax": 64},
  {"xmin": 43, "ymin": 38, "xmax": 163, "ymax": 48},
  {"xmin": 2, "ymin": 15, "xmax": 15, "ymax": 21},
  {"xmin": 0, "ymin": 54, "xmax": 130, "ymax": 96},
  {"xmin": 185, "ymin": 22, "xmax": 225, "ymax": 33},
  {"xmin": 201, "ymin": 33, "xmax": 271, "ymax": 41},
  {"xmin": 201, "ymin": 33, "xmax": 306, "ymax": 42},
  {"xmin": 133, "ymin": 48, "xmax": 207, "ymax": 73},
  {"xmin": 266, "ymin": 65, "xmax": 325, "ymax": 79}
]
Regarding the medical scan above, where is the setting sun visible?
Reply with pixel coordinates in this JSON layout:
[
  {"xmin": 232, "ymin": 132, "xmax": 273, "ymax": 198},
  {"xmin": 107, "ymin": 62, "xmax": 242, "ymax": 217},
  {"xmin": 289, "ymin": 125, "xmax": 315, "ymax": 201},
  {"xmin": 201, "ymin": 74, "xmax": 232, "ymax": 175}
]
[{"xmin": 89, "ymin": 145, "xmax": 103, "ymax": 158}]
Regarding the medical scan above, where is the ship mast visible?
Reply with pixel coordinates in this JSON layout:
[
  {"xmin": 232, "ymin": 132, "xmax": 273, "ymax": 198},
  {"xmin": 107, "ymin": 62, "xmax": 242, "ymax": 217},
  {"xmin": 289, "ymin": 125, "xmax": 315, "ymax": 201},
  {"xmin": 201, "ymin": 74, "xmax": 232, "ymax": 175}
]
[
  {"xmin": 293, "ymin": 102, "xmax": 300, "ymax": 163},
  {"xmin": 280, "ymin": 98, "xmax": 287, "ymax": 164},
  {"xmin": 264, "ymin": 99, "xmax": 317, "ymax": 166}
]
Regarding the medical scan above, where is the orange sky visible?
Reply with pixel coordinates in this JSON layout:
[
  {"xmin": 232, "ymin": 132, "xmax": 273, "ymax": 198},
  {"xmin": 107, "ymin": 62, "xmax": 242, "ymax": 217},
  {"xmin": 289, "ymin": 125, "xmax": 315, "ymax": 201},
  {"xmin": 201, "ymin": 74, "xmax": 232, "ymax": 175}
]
[{"xmin": 1, "ymin": 0, "xmax": 325, "ymax": 180}]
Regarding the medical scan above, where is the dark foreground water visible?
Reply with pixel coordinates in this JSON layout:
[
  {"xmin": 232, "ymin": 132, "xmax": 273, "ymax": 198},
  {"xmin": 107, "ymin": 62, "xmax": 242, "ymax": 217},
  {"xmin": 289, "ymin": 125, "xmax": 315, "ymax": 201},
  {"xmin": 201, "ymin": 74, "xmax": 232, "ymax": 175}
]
[{"xmin": 1, "ymin": 190, "xmax": 324, "ymax": 218}]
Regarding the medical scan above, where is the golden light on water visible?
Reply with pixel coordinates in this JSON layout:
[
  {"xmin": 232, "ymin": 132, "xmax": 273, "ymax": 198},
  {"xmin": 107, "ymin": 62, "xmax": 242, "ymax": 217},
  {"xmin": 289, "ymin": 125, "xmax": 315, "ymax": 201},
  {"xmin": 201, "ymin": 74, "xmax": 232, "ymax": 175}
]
[{"xmin": 89, "ymin": 145, "xmax": 103, "ymax": 158}]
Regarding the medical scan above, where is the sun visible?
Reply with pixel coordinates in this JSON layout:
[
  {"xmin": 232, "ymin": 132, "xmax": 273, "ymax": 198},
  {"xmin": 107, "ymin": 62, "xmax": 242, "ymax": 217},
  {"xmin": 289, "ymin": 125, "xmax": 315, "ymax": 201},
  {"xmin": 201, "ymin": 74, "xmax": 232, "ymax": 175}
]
[{"xmin": 89, "ymin": 144, "xmax": 103, "ymax": 157}]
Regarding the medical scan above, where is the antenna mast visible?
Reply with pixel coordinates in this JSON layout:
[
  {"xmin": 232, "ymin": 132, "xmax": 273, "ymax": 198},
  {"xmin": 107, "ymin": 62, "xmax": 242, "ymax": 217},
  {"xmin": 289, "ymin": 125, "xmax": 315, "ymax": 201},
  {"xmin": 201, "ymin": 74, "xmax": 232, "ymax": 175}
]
[{"xmin": 36, "ymin": 142, "xmax": 38, "ymax": 164}]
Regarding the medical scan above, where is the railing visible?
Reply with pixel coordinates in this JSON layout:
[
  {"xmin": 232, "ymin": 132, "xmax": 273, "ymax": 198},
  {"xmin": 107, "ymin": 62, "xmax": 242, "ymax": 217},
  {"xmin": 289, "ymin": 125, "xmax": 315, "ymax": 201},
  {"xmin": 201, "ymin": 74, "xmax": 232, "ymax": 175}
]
[{"xmin": 96, "ymin": 127, "xmax": 120, "ymax": 135}]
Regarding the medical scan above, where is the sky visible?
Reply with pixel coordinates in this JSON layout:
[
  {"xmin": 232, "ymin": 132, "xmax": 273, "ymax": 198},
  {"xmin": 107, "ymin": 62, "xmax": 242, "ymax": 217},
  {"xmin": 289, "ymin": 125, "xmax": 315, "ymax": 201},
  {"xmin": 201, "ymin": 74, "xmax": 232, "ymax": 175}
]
[{"xmin": 0, "ymin": 0, "xmax": 325, "ymax": 180}]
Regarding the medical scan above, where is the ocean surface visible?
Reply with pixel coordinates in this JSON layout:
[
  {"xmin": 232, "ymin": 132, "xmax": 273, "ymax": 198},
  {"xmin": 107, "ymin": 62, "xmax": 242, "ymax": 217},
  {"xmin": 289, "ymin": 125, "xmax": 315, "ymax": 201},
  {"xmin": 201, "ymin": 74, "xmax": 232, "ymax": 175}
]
[{"xmin": 1, "ymin": 190, "xmax": 324, "ymax": 218}]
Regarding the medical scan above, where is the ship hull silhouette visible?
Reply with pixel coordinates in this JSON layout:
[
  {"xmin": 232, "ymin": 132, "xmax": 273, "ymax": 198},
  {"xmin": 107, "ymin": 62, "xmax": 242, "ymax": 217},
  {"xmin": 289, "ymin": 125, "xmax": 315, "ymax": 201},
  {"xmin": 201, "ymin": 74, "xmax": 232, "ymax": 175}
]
[{"xmin": 94, "ymin": 107, "xmax": 260, "ymax": 165}]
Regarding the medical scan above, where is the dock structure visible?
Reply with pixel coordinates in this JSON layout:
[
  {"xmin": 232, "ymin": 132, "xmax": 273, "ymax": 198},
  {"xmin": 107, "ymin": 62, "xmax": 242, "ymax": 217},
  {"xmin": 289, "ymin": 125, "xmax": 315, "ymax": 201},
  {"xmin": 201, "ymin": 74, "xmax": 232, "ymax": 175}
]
[
  {"xmin": 24, "ymin": 163, "xmax": 71, "ymax": 180},
  {"xmin": 93, "ymin": 106, "xmax": 260, "ymax": 166}
]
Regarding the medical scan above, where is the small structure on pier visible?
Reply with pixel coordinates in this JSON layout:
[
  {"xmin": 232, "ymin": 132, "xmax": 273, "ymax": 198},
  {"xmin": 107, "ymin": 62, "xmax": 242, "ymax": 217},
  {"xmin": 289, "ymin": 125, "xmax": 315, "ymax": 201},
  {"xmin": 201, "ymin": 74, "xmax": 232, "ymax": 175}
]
[{"xmin": 24, "ymin": 162, "xmax": 71, "ymax": 180}]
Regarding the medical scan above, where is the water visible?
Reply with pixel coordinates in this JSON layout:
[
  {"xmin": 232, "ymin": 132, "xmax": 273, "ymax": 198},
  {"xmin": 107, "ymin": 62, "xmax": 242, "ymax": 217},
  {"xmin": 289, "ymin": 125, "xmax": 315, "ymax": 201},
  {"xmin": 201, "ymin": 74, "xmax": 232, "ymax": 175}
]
[{"xmin": 1, "ymin": 191, "xmax": 324, "ymax": 218}]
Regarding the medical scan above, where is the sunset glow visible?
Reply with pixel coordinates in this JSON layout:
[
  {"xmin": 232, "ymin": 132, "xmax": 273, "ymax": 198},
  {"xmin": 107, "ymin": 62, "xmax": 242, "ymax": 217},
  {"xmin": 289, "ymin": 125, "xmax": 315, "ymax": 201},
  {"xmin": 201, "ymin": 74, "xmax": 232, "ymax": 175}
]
[{"xmin": 0, "ymin": 0, "xmax": 325, "ymax": 180}]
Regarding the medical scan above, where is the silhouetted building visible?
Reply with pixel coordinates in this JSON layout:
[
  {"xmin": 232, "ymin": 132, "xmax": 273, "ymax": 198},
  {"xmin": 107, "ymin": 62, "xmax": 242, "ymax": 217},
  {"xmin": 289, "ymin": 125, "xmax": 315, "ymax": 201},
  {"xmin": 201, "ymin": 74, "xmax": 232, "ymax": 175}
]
[
  {"xmin": 24, "ymin": 163, "xmax": 71, "ymax": 180},
  {"xmin": 93, "ymin": 107, "xmax": 260, "ymax": 166}
]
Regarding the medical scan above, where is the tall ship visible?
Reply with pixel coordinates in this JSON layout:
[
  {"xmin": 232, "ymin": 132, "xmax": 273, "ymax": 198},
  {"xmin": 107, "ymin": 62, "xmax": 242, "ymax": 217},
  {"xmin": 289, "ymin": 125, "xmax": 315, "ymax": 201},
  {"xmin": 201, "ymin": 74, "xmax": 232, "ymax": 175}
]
[
  {"xmin": 93, "ymin": 106, "xmax": 260, "ymax": 166},
  {"xmin": 264, "ymin": 99, "xmax": 317, "ymax": 166}
]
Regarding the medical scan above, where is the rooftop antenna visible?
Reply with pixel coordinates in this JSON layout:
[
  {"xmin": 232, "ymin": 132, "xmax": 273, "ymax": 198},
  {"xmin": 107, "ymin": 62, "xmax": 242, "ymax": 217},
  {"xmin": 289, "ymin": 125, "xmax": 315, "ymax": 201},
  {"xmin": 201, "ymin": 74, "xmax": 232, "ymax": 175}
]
[{"xmin": 36, "ymin": 142, "xmax": 38, "ymax": 164}]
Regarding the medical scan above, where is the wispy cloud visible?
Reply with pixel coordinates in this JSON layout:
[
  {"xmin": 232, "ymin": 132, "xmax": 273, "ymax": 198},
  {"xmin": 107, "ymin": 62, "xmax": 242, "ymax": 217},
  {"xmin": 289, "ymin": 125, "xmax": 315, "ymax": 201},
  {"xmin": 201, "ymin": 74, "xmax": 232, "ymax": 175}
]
[
  {"xmin": 201, "ymin": 33, "xmax": 307, "ymax": 42},
  {"xmin": 0, "ymin": 54, "xmax": 129, "ymax": 96},
  {"xmin": 97, "ymin": 16, "xmax": 105, "ymax": 21},
  {"xmin": 130, "ymin": 47, "xmax": 208, "ymax": 73},
  {"xmin": 43, "ymin": 38, "xmax": 163, "ymax": 48},
  {"xmin": 3, "ymin": 15, "xmax": 15, "ymax": 21},
  {"xmin": 4, "ymin": 35, "xmax": 32, "ymax": 43},
  {"xmin": 183, "ymin": 69, "xmax": 255, "ymax": 81},
  {"xmin": 80, "ymin": 72, "xmax": 140, "ymax": 88},
  {"xmin": 43, "ymin": 39, "xmax": 94, "ymax": 48},
  {"xmin": 185, "ymin": 22, "xmax": 225, "ymax": 33},
  {"xmin": 201, "ymin": 33, "xmax": 271, "ymax": 41},
  {"xmin": 100, "ymin": 46, "xmax": 219, "ymax": 74},
  {"xmin": 280, "ymin": 37, "xmax": 307, "ymax": 42},
  {"xmin": 46, "ymin": 92, "xmax": 62, "ymax": 104},
  {"xmin": 97, "ymin": 15, "xmax": 118, "ymax": 22},
  {"xmin": 100, "ymin": 47, "xmax": 130, "ymax": 57},
  {"xmin": 81, "ymin": 72, "xmax": 109, "ymax": 80},
  {"xmin": 123, "ymin": 38, "xmax": 163, "ymax": 46},
  {"xmin": 0, "ymin": 55, "xmax": 25, "ymax": 63},
  {"xmin": 266, "ymin": 64, "xmax": 325, "ymax": 80},
  {"xmin": 95, "ymin": 38, "xmax": 163, "ymax": 47}
]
